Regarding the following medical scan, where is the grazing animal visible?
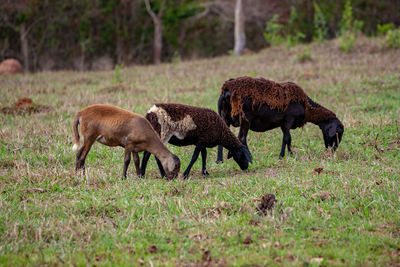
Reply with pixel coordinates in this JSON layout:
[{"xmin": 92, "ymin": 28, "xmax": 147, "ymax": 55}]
[
  {"xmin": 72, "ymin": 104, "xmax": 180, "ymax": 180},
  {"xmin": 217, "ymin": 77, "xmax": 344, "ymax": 161},
  {"xmin": 141, "ymin": 103, "xmax": 252, "ymax": 178}
]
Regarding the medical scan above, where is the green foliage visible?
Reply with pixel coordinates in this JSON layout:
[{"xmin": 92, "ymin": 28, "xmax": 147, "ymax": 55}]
[
  {"xmin": 385, "ymin": 28, "xmax": 400, "ymax": 48},
  {"xmin": 263, "ymin": 14, "xmax": 285, "ymax": 46},
  {"xmin": 285, "ymin": 7, "xmax": 305, "ymax": 46},
  {"xmin": 296, "ymin": 47, "xmax": 312, "ymax": 63},
  {"xmin": 0, "ymin": 0, "xmax": 398, "ymax": 69},
  {"xmin": 339, "ymin": 31, "xmax": 356, "ymax": 52},
  {"xmin": 338, "ymin": 0, "xmax": 363, "ymax": 53},
  {"xmin": 113, "ymin": 63, "xmax": 124, "ymax": 85},
  {"xmin": 313, "ymin": 2, "xmax": 328, "ymax": 42},
  {"xmin": 263, "ymin": 8, "xmax": 305, "ymax": 47},
  {"xmin": 377, "ymin": 23, "xmax": 395, "ymax": 36}
]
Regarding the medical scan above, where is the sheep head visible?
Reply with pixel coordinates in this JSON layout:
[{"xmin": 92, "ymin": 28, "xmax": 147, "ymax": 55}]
[
  {"xmin": 320, "ymin": 118, "xmax": 344, "ymax": 150},
  {"xmin": 165, "ymin": 154, "xmax": 181, "ymax": 180},
  {"xmin": 227, "ymin": 145, "xmax": 253, "ymax": 170}
]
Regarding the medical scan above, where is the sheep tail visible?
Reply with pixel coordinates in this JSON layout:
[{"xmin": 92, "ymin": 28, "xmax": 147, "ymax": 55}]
[{"xmin": 72, "ymin": 113, "xmax": 81, "ymax": 151}]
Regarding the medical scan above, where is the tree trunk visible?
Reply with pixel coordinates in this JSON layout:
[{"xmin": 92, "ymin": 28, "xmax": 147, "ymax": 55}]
[
  {"xmin": 153, "ymin": 19, "xmax": 162, "ymax": 65},
  {"xmin": 144, "ymin": 0, "xmax": 165, "ymax": 65},
  {"xmin": 234, "ymin": 0, "xmax": 246, "ymax": 56},
  {"xmin": 20, "ymin": 23, "xmax": 30, "ymax": 71}
]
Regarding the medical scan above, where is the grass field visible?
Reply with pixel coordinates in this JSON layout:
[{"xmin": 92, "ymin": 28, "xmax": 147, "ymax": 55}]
[{"xmin": 1, "ymin": 37, "xmax": 399, "ymax": 266}]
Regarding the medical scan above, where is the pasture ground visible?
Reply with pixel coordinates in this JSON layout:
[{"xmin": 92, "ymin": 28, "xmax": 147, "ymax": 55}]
[{"xmin": 0, "ymin": 37, "xmax": 399, "ymax": 266}]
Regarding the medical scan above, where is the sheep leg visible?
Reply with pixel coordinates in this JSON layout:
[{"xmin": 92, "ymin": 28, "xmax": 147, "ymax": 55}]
[
  {"xmin": 140, "ymin": 151, "xmax": 151, "ymax": 177},
  {"xmin": 216, "ymin": 145, "xmax": 224, "ymax": 163},
  {"xmin": 75, "ymin": 136, "xmax": 96, "ymax": 175},
  {"xmin": 140, "ymin": 151, "xmax": 166, "ymax": 178},
  {"xmin": 201, "ymin": 148, "xmax": 209, "ymax": 176},
  {"xmin": 183, "ymin": 144, "xmax": 203, "ymax": 179},
  {"xmin": 132, "ymin": 152, "xmax": 140, "ymax": 177},
  {"xmin": 287, "ymin": 133, "xmax": 293, "ymax": 155},
  {"xmin": 238, "ymin": 120, "xmax": 250, "ymax": 147},
  {"xmin": 122, "ymin": 148, "xmax": 132, "ymax": 180},
  {"xmin": 155, "ymin": 157, "xmax": 166, "ymax": 178},
  {"xmin": 279, "ymin": 127, "xmax": 292, "ymax": 159}
]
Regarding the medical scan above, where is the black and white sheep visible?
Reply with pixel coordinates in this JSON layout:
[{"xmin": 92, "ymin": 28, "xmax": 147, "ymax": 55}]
[
  {"xmin": 140, "ymin": 103, "xmax": 252, "ymax": 178},
  {"xmin": 217, "ymin": 77, "xmax": 344, "ymax": 160}
]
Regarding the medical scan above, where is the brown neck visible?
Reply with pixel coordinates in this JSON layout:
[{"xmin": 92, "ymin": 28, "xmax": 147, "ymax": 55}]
[
  {"xmin": 305, "ymin": 97, "xmax": 337, "ymax": 124},
  {"xmin": 147, "ymin": 138, "xmax": 174, "ymax": 168},
  {"xmin": 220, "ymin": 124, "xmax": 243, "ymax": 150}
]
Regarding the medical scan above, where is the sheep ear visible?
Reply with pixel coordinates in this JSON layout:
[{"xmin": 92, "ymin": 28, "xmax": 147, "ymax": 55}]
[{"xmin": 244, "ymin": 147, "xmax": 253, "ymax": 163}]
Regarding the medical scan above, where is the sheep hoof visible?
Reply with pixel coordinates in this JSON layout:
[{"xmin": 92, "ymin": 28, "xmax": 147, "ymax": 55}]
[
  {"xmin": 202, "ymin": 170, "xmax": 210, "ymax": 176},
  {"xmin": 216, "ymin": 160, "xmax": 223, "ymax": 164}
]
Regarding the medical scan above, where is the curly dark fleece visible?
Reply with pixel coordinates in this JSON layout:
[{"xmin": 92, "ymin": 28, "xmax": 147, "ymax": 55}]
[
  {"xmin": 141, "ymin": 103, "xmax": 252, "ymax": 178},
  {"xmin": 221, "ymin": 76, "xmax": 337, "ymax": 125}
]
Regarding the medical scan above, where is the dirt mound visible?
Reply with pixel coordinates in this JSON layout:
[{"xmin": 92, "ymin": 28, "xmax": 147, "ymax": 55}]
[
  {"xmin": 0, "ymin": 59, "xmax": 23, "ymax": 74},
  {"xmin": 256, "ymin": 194, "xmax": 277, "ymax": 215},
  {"xmin": 1, "ymin": 97, "xmax": 52, "ymax": 115}
]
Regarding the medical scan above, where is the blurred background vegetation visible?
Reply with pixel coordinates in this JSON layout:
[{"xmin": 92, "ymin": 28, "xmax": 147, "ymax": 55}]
[{"xmin": 1, "ymin": 0, "xmax": 399, "ymax": 72}]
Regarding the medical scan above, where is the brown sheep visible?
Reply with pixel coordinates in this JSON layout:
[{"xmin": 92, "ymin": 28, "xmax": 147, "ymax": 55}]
[{"xmin": 72, "ymin": 104, "xmax": 180, "ymax": 180}]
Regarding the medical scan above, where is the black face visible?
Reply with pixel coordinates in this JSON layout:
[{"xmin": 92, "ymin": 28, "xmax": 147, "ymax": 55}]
[
  {"xmin": 321, "ymin": 118, "xmax": 344, "ymax": 150},
  {"xmin": 218, "ymin": 92, "xmax": 240, "ymax": 127},
  {"xmin": 228, "ymin": 145, "xmax": 253, "ymax": 170}
]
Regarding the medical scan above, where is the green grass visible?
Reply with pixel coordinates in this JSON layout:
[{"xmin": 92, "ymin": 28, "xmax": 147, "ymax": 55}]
[{"xmin": 0, "ymin": 37, "xmax": 399, "ymax": 266}]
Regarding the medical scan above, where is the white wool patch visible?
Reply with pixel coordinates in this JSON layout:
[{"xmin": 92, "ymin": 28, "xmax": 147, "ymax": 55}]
[{"xmin": 148, "ymin": 106, "xmax": 197, "ymax": 143}]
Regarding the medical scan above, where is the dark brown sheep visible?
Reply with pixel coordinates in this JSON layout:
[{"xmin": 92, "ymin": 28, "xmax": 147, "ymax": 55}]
[
  {"xmin": 217, "ymin": 77, "xmax": 344, "ymax": 160},
  {"xmin": 141, "ymin": 103, "xmax": 252, "ymax": 178}
]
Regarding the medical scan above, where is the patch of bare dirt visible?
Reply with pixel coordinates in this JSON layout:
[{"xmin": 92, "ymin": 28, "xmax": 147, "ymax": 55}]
[
  {"xmin": 302, "ymin": 71, "xmax": 319, "ymax": 80},
  {"xmin": 1, "ymin": 98, "xmax": 53, "ymax": 115},
  {"xmin": 256, "ymin": 194, "xmax": 277, "ymax": 215},
  {"xmin": 0, "ymin": 159, "xmax": 15, "ymax": 169},
  {"xmin": 25, "ymin": 188, "xmax": 47, "ymax": 194},
  {"xmin": 67, "ymin": 77, "xmax": 96, "ymax": 86},
  {"xmin": 201, "ymin": 202, "xmax": 233, "ymax": 219},
  {"xmin": 311, "ymin": 191, "xmax": 332, "ymax": 201},
  {"xmin": 243, "ymin": 235, "xmax": 253, "ymax": 247},
  {"xmin": 312, "ymin": 167, "xmax": 337, "ymax": 175},
  {"xmin": 100, "ymin": 84, "xmax": 127, "ymax": 93},
  {"xmin": 198, "ymin": 250, "xmax": 226, "ymax": 267}
]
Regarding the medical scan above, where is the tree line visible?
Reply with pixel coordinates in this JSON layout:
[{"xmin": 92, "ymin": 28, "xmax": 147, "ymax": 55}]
[{"xmin": 1, "ymin": 0, "xmax": 399, "ymax": 72}]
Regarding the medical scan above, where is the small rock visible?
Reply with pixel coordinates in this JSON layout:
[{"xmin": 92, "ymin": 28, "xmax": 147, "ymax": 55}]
[
  {"xmin": 15, "ymin": 98, "xmax": 33, "ymax": 109},
  {"xmin": 148, "ymin": 244, "xmax": 157, "ymax": 253},
  {"xmin": 313, "ymin": 167, "xmax": 324, "ymax": 175},
  {"xmin": 243, "ymin": 235, "xmax": 253, "ymax": 247},
  {"xmin": 310, "ymin": 257, "xmax": 324, "ymax": 264},
  {"xmin": 0, "ymin": 59, "xmax": 23, "ymax": 74},
  {"xmin": 25, "ymin": 188, "xmax": 46, "ymax": 193},
  {"xmin": 202, "ymin": 250, "xmax": 211, "ymax": 262}
]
